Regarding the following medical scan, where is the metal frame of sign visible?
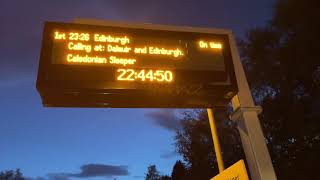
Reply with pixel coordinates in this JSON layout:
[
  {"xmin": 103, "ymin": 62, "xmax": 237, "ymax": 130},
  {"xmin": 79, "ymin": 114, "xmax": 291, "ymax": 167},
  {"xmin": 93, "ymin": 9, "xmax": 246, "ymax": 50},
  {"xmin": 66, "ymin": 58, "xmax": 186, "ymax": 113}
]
[{"xmin": 37, "ymin": 20, "xmax": 237, "ymax": 108}]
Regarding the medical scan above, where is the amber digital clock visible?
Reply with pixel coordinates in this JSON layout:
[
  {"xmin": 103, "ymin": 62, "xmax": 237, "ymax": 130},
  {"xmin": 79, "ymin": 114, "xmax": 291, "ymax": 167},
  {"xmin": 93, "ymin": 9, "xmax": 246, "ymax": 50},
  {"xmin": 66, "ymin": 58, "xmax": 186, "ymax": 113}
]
[{"xmin": 116, "ymin": 69, "xmax": 173, "ymax": 82}]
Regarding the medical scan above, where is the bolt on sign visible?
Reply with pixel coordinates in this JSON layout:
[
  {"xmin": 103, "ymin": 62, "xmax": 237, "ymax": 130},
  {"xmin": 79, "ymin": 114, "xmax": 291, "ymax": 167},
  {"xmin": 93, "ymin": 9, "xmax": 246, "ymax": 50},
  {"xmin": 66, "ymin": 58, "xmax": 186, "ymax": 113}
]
[{"xmin": 36, "ymin": 21, "xmax": 238, "ymax": 108}]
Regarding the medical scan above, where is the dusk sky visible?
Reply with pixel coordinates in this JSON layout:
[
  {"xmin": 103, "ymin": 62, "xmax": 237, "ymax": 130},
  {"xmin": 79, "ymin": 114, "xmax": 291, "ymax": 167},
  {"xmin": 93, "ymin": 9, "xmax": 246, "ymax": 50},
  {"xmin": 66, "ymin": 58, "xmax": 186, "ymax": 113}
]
[{"xmin": 0, "ymin": 0, "xmax": 274, "ymax": 179}]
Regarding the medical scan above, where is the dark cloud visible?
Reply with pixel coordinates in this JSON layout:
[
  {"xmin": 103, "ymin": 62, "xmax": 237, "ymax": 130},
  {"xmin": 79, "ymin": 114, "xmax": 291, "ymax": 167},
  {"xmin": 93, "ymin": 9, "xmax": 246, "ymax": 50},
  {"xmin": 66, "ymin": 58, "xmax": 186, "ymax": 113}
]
[
  {"xmin": 47, "ymin": 163, "xmax": 129, "ymax": 179},
  {"xmin": 69, "ymin": 164, "xmax": 129, "ymax": 178},
  {"xmin": 145, "ymin": 109, "xmax": 181, "ymax": 131}
]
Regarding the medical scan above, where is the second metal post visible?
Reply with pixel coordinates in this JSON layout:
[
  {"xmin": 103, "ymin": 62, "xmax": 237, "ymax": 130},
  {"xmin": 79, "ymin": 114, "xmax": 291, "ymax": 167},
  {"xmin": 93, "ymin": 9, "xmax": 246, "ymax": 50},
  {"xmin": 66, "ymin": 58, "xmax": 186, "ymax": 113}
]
[{"xmin": 207, "ymin": 108, "xmax": 225, "ymax": 173}]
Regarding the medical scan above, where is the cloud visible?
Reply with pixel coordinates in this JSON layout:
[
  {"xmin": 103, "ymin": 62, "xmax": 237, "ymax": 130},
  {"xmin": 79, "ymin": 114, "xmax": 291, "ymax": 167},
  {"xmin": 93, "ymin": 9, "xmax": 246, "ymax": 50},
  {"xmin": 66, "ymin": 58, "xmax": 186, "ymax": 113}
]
[
  {"xmin": 47, "ymin": 163, "xmax": 129, "ymax": 180},
  {"xmin": 145, "ymin": 109, "xmax": 181, "ymax": 131},
  {"xmin": 69, "ymin": 164, "xmax": 129, "ymax": 178}
]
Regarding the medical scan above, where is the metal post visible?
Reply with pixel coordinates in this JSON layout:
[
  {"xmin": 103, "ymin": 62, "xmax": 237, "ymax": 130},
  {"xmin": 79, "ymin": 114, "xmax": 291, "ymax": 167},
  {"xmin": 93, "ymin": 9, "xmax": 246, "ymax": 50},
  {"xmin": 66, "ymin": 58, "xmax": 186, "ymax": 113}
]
[
  {"xmin": 207, "ymin": 108, "xmax": 225, "ymax": 173},
  {"xmin": 228, "ymin": 33, "xmax": 277, "ymax": 180}
]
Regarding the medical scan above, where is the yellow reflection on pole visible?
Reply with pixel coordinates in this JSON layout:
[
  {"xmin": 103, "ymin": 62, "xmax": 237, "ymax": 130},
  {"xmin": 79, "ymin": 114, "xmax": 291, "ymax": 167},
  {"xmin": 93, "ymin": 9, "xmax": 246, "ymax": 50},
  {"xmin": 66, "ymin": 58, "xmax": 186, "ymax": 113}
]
[{"xmin": 207, "ymin": 108, "xmax": 225, "ymax": 173}]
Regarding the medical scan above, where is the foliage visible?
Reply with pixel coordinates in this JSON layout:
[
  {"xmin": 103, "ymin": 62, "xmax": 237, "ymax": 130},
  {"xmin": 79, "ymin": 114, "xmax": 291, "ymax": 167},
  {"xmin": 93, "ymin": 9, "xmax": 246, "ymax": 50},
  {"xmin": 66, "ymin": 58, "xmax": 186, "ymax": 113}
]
[
  {"xmin": 174, "ymin": 110, "xmax": 245, "ymax": 179},
  {"xmin": 239, "ymin": 0, "xmax": 320, "ymax": 179},
  {"xmin": 160, "ymin": 175, "xmax": 172, "ymax": 180},
  {"xmin": 145, "ymin": 165, "xmax": 161, "ymax": 180},
  {"xmin": 0, "ymin": 169, "xmax": 24, "ymax": 180},
  {"xmin": 171, "ymin": 160, "xmax": 187, "ymax": 180},
  {"xmin": 144, "ymin": 165, "xmax": 173, "ymax": 180}
]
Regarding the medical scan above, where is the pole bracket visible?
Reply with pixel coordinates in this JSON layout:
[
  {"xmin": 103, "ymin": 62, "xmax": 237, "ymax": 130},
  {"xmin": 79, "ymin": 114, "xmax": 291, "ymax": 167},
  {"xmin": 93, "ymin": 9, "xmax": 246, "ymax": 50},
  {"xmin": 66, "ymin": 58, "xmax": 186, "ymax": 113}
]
[{"xmin": 230, "ymin": 106, "xmax": 263, "ymax": 121}]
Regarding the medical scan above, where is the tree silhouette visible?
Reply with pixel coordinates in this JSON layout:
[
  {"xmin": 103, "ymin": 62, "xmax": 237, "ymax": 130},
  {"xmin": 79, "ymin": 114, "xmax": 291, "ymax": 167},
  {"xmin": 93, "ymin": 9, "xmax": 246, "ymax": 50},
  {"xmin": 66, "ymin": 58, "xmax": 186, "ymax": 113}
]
[
  {"xmin": 0, "ymin": 169, "xmax": 24, "ymax": 180},
  {"xmin": 171, "ymin": 160, "xmax": 187, "ymax": 180},
  {"xmin": 145, "ymin": 165, "xmax": 161, "ymax": 180},
  {"xmin": 239, "ymin": 0, "xmax": 320, "ymax": 179},
  {"xmin": 160, "ymin": 175, "xmax": 172, "ymax": 180},
  {"xmin": 145, "ymin": 165, "xmax": 173, "ymax": 180}
]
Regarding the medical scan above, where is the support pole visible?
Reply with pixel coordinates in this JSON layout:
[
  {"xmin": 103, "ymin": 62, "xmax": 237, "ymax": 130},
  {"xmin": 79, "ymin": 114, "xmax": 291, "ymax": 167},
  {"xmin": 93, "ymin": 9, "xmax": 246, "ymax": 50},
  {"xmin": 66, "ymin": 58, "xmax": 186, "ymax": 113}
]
[
  {"xmin": 228, "ymin": 33, "xmax": 277, "ymax": 180},
  {"xmin": 207, "ymin": 108, "xmax": 225, "ymax": 173}
]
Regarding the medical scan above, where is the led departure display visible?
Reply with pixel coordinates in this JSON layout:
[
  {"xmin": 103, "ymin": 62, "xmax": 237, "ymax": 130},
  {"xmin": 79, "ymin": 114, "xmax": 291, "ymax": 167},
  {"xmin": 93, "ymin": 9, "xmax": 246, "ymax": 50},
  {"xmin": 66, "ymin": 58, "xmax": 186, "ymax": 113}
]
[{"xmin": 37, "ymin": 21, "xmax": 237, "ymax": 108}]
